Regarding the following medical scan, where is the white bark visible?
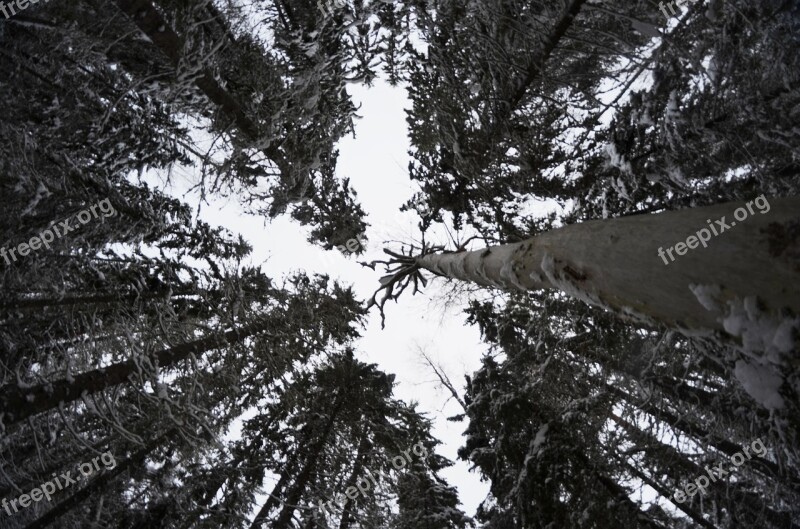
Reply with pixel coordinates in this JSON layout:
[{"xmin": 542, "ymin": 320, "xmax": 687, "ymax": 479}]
[{"xmin": 417, "ymin": 197, "xmax": 800, "ymax": 351}]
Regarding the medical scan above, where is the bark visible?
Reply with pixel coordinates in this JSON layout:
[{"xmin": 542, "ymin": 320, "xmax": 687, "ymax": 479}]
[
  {"xmin": 416, "ymin": 197, "xmax": 800, "ymax": 343},
  {"xmin": 0, "ymin": 317, "xmax": 275, "ymax": 426}
]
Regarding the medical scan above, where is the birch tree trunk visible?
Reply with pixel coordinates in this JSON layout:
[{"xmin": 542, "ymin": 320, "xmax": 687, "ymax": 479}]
[{"xmin": 416, "ymin": 197, "xmax": 800, "ymax": 352}]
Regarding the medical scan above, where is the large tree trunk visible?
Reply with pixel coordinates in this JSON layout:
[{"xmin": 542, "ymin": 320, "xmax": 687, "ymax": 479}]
[
  {"xmin": 0, "ymin": 318, "xmax": 275, "ymax": 426},
  {"xmin": 416, "ymin": 197, "xmax": 800, "ymax": 350}
]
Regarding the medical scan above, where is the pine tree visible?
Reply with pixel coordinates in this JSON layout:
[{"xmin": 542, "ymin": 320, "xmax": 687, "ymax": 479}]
[{"xmin": 456, "ymin": 290, "xmax": 800, "ymax": 528}]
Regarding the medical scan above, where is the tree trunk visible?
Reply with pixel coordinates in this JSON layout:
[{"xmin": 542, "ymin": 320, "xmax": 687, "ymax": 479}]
[
  {"xmin": 0, "ymin": 289, "xmax": 187, "ymax": 311},
  {"xmin": 609, "ymin": 412, "xmax": 796, "ymax": 529},
  {"xmin": 0, "ymin": 317, "xmax": 275, "ymax": 426},
  {"xmin": 24, "ymin": 429, "xmax": 175, "ymax": 529},
  {"xmin": 416, "ymin": 197, "xmax": 800, "ymax": 348},
  {"xmin": 571, "ymin": 450, "xmax": 663, "ymax": 529},
  {"xmin": 337, "ymin": 432, "xmax": 370, "ymax": 529},
  {"xmin": 617, "ymin": 457, "xmax": 717, "ymax": 529},
  {"xmin": 0, "ymin": 437, "xmax": 113, "ymax": 499},
  {"xmin": 268, "ymin": 400, "xmax": 343, "ymax": 529},
  {"xmin": 176, "ymin": 452, "xmax": 246, "ymax": 529},
  {"xmin": 604, "ymin": 383, "xmax": 796, "ymax": 490},
  {"xmin": 112, "ymin": 0, "xmax": 291, "ymax": 180},
  {"xmin": 504, "ymin": 0, "xmax": 588, "ymax": 115},
  {"xmin": 248, "ymin": 446, "xmax": 304, "ymax": 529}
]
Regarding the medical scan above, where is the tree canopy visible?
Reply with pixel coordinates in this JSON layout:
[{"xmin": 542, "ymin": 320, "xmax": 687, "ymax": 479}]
[{"xmin": 1, "ymin": 0, "xmax": 798, "ymax": 528}]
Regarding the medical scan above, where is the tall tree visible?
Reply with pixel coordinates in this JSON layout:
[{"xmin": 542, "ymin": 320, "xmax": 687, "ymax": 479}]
[
  {"xmin": 371, "ymin": 196, "xmax": 800, "ymax": 356},
  {"xmin": 457, "ymin": 289, "xmax": 800, "ymax": 528}
]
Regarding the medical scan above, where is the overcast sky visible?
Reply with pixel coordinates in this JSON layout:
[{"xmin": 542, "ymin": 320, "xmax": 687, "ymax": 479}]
[{"xmin": 165, "ymin": 79, "xmax": 490, "ymax": 517}]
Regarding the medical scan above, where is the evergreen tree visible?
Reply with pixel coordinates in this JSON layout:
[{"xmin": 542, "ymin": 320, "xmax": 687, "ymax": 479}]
[{"xmin": 456, "ymin": 290, "xmax": 800, "ymax": 528}]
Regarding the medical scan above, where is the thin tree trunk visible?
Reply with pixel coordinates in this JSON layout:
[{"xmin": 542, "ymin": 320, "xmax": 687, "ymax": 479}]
[
  {"xmin": 610, "ymin": 412, "xmax": 796, "ymax": 529},
  {"xmin": 338, "ymin": 432, "xmax": 370, "ymax": 529},
  {"xmin": 605, "ymin": 383, "xmax": 796, "ymax": 490},
  {"xmin": 416, "ymin": 197, "xmax": 800, "ymax": 346},
  {"xmin": 113, "ymin": 0, "xmax": 291, "ymax": 180},
  {"xmin": 248, "ymin": 447, "xmax": 304, "ymax": 529},
  {"xmin": 24, "ymin": 429, "xmax": 175, "ymax": 529},
  {"xmin": 650, "ymin": 376, "xmax": 764, "ymax": 427},
  {"xmin": 0, "ymin": 438, "xmax": 113, "ymax": 500},
  {"xmin": 176, "ymin": 478, "xmax": 227, "ymax": 529},
  {"xmin": 0, "ymin": 289, "xmax": 186, "ymax": 311},
  {"xmin": 571, "ymin": 450, "xmax": 663, "ymax": 529},
  {"xmin": 617, "ymin": 457, "xmax": 717, "ymax": 529},
  {"xmin": 176, "ymin": 452, "xmax": 245, "ymax": 529},
  {"xmin": 0, "ymin": 317, "xmax": 275, "ymax": 426},
  {"xmin": 504, "ymin": 0, "xmax": 588, "ymax": 115},
  {"xmin": 268, "ymin": 400, "xmax": 343, "ymax": 529}
]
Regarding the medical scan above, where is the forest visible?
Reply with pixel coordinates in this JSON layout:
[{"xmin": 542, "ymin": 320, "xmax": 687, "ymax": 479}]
[{"xmin": 0, "ymin": 0, "xmax": 799, "ymax": 528}]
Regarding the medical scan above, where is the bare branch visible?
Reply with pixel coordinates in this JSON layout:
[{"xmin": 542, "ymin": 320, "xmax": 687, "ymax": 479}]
[
  {"xmin": 359, "ymin": 235, "xmax": 445, "ymax": 328},
  {"xmin": 419, "ymin": 348, "xmax": 467, "ymax": 414}
]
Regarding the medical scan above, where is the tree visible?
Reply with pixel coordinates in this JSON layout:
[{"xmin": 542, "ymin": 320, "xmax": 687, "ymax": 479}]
[
  {"xmin": 372, "ymin": 196, "xmax": 799, "ymax": 350},
  {"xmin": 393, "ymin": 458, "xmax": 473, "ymax": 529},
  {"xmin": 402, "ymin": 0, "xmax": 800, "ymax": 238},
  {"xmin": 457, "ymin": 289, "xmax": 800, "ymax": 528},
  {"xmin": 0, "ymin": 274, "xmax": 363, "ymax": 426},
  {"xmin": 241, "ymin": 352, "xmax": 470, "ymax": 529}
]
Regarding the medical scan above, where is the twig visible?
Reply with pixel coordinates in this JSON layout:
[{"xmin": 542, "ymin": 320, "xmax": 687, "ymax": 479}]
[{"xmin": 420, "ymin": 350, "xmax": 467, "ymax": 413}]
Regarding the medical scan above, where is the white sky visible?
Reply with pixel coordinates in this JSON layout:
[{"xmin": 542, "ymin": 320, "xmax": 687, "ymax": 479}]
[
  {"xmin": 174, "ymin": 79, "xmax": 490, "ymax": 517},
  {"xmin": 138, "ymin": 10, "xmax": 717, "ymax": 523}
]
